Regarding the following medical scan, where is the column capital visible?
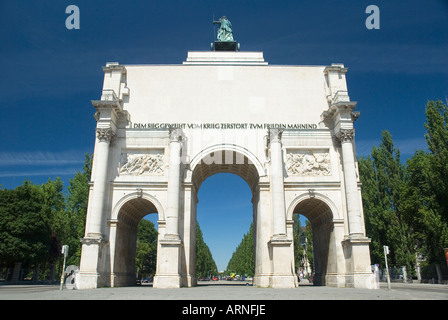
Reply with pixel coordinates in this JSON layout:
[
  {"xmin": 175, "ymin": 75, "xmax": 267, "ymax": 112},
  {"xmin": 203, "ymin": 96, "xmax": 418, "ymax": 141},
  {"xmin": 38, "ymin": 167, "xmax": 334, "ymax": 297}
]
[
  {"xmin": 335, "ymin": 128, "xmax": 355, "ymax": 142},
  {"xmin": 268, "ymin": 128, "xmax": 283, "ymax": 145},
  {"xmin": 321, "ymin": 101, "xmax": 358, "ymax": 128},
  {"xmin": 169, "ymin": 128, "xmax": 183, "ymax": 143},
  {"xmin": 96, "ymin": 127, "xmax": 116, "ymax": 143}
]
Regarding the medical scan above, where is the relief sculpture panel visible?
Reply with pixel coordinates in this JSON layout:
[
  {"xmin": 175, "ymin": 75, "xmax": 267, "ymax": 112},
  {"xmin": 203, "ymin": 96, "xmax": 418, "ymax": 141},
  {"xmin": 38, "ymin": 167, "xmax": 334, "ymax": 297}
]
[
  {"xmin": 119, "ymin": 152, "xmax": 165, "ymax": 175},
  {"xmin": 286, "ymin": 149, "xmax": 331, "ymax": 176}
]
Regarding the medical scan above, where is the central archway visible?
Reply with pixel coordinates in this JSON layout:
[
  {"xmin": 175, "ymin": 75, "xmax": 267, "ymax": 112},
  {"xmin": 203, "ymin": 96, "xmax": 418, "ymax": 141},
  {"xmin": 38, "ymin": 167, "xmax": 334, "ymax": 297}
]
[
  {"xmin": 186, "ymin": 146, "xmax": 263, "ymax": 286},
  {"xmin": 196, "ymin": 173, "xmax": 253, "ymax": 281},
  {"xmin": 190, "ymin": 145, "xmax": 264, "ymax": 192}
]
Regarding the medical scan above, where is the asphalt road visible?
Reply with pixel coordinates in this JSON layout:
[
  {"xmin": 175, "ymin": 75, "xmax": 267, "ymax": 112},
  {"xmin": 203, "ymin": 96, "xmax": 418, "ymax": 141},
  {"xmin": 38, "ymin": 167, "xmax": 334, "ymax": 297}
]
[{"xmin": 0, "ymin": 280, "xmax": 447, "ymax": 300}]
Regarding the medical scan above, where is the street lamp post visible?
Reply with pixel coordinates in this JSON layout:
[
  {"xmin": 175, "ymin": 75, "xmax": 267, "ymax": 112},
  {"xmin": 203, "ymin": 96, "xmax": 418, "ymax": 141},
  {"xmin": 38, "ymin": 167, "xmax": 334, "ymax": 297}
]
[
  {"xmin": 383, "ymin": 245, "xmax": 391, "ymax": 291},
  {"xmin": 59, "ymin": 245, "xmax": 69, "ymax": 291}
]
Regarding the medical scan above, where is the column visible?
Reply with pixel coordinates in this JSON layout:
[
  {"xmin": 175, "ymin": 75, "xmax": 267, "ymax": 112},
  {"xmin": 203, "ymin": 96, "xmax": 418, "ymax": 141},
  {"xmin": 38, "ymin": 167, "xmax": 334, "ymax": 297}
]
[
  {"xmin": 153, "ymin": 129, "xmax": 183, "ymax": 288},
  {"xmin": 267, "ymin": 129, "xmax": 296, "ymax": 288},
  {"xmin": 164, "ymin": 129, "xmax": 182, "ymax": 239},
  {"xmin": 269, "ymin": 129, "xmax": 287, "ymax": 237},
  {"xmin": 77, "ymin": 127, "xmax": 115, "ymax": 289},
  {"xmin": 336, "ymin": 128, "xmax": 364, "ymax": 236},
  {"xmin": 86, "ymin": 127, "xmax": 116, "ymax": 237}
]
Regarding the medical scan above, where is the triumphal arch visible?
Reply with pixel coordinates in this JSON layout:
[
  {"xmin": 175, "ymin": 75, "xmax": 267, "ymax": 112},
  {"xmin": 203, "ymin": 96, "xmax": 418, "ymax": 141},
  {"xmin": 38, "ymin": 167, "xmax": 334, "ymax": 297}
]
[{"xmin": 77, "ymin": 22, "xmax": 376, "ymax": 289}]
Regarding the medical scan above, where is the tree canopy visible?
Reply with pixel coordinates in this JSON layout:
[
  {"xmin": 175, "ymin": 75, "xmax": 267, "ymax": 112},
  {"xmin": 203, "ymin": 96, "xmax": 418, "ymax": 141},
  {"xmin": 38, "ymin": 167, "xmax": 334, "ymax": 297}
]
[
  {"xmin": 196, "ymin": 223, "xmax": 218, "ymax": 278},
  {"xmin": 226, "ymin": 223, "xmax": 254, "ymax": 277},
  {"xmin": 359, "ymin": 100, "xmax": 448, "ymax": 280}
]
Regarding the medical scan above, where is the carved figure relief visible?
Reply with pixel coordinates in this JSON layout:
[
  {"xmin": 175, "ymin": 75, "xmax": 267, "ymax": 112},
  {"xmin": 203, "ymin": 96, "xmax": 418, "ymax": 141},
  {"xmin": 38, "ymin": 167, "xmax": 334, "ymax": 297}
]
[
  {"xmin": 286, "ymin": 150, "xmax": 331, "ymax": 176},
  {"xmin": 119, "ymin": 153, "xmax": 165, "ymax": 175}
]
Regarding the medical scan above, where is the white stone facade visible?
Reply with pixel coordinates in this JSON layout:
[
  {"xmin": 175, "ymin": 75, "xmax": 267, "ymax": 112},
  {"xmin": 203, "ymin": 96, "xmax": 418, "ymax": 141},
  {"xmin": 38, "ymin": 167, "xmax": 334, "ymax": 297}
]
[{"xmin": 77, "ymin": 51, "xmax": 377, "ymax": 289}]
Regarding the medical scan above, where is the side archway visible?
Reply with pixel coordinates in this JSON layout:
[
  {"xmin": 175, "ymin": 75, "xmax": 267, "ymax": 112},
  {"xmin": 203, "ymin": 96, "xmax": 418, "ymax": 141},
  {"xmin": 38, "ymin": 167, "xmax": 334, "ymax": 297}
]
[
  {"xmin": 110, "ymin": 193, "xmax": 163, "ymax": 287},
  {"xmin": 111, "ymin": 191, "xmax": 165, "ymax": 221},
  {"xmin": 287, "ymin": 193, "xmax": 341, "ymax": 286}
]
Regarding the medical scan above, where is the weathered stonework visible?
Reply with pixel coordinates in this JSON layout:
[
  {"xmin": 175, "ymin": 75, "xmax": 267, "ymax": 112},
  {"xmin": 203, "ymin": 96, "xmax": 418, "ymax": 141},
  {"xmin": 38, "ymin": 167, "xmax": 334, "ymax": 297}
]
[
  {"xmin": 119, "ymin": 153, "xmax": 165, "ymax": 175},
  {"xmin": 286, "ymin": 150, "xmax": 331, "ymax": 176}
]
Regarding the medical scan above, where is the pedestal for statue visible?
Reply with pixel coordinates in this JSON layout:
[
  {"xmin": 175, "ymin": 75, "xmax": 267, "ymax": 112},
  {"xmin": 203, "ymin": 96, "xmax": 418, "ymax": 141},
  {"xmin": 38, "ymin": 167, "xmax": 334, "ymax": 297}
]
[{"xmin": 214, "ymin": 41, "xmax": 238, "ymax": 51}]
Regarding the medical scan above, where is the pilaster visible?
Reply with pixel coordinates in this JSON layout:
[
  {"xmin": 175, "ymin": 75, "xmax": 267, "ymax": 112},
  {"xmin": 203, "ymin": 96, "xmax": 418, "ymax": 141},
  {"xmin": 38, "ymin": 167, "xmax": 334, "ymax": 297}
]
[
  {"xmin": 335, "ymin": 128, "xmax": 364, "ymax": 236},
  {"xmin": 78, "ymin": 64, "xmax": 127, "ymax": 289},
  {"xmin": 77, "ymin": 237, "xmax": 108, "ymax": 289},
  {"xmin": 321, "ymin": 84, "xmax": 376, "ymax": 288},
  {"xmin": 268, "ymin": 129, "xmax": 287, "ymax": 237},
  {"xmin": 153, "ymin": 128, "xmax": 183, "ymax": 288},
  {"xmin": 267, "ymin": 129, "xmax": 297, "ymax": 288},
  {"xmin": 164, "ymin": 128, "xmax": 183, "ymax": 239}
]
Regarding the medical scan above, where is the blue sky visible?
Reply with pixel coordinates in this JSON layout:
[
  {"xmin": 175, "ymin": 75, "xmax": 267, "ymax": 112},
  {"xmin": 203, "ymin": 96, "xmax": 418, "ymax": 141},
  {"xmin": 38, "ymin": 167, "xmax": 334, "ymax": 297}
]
[{"xmin": 1, "ymin": 0, "xmax": 447, "ymax": 271}]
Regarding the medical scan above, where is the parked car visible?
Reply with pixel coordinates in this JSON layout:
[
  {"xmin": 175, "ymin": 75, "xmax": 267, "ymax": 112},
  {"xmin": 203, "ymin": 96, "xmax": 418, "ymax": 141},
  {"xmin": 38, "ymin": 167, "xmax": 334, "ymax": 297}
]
[{"xmin": 141, "ymin": 277, "xmax": 152, "ymax": 284}]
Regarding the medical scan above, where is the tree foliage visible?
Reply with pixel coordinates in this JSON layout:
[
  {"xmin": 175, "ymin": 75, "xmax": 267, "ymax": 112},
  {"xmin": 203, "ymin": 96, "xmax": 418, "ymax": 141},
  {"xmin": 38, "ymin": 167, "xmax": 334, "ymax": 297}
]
[
  {"xmin": 359, "ymin": 130, "xmax": 415, "ymax": 271},
  {"xmin": 293, "ymin": 215, "xmax": 314, "ymax": 274},
  {"xmin": 226, "ymin": 223, "xmax": 254, "ymax": 276},
  {"xmin": 65, "ymin": 153, "xmax": 92, "ymax": 266},
  {"xmin": 135, "ymin": 218, "xmax": 158, "ymax": 278},
  {"xmin": 0, "ymin": 181, "xmax": 51, "ymax": 267},
  {"xmin": 406, "ymin": 100, "xmax": 448, "ymax": 264},
  {"xmin": 196, "ymin": 223, "xmax": 218, "ymax": 277},
  {"xmin": 0, "ymin": 154, "xmax": 92, "ymax": 278},
  {"xmin": 359, "ymin": 100, "xmax": 448, "ymax": 275}
]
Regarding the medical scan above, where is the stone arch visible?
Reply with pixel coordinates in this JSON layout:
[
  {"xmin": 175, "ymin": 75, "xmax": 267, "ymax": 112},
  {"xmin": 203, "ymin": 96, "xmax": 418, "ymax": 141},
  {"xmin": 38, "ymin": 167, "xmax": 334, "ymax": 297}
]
[
  {"xmin": 110, "ymin": 194, "xmax": 162, "ymax": 287},
  {"xmin": 184, "ymin": 145, "xmax": 263, "ymax": 285},
  {"xmin": 288, "ymin": 193, "xmax": 339, "ymax": 286},
  {"xmin": 111, "ymin": 191, "xmax": 165, "ymax": 221},
  {"xmin": 189, "ymin": 144, "xmax": 265, "ymax": 192},
  {"xmin": 287, "ymin": 192, "xmax": 339, "ymax": 222}
]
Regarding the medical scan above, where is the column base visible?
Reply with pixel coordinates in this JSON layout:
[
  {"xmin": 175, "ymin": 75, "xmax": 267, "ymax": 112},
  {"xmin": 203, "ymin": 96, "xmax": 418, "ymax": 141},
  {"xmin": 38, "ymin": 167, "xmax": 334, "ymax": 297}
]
[
  {"xmin": 154, "ymin": 236, "xmax": 182, "ymax": 288},
  {"xmin": 182, "ymin": 274, "xmax": 197, "ymax": 287},
  {"xmin": 270, "ymin": 275, "xmax": 298, "ymax": 288},
  {"xmin": 345, "ymin": 272, "xmax": 378, "ymax": 289},
  {"xmin": 77, "ymin": 236, "xmax": 107, "ymax": 289},
  {"xmin": 76, "ymin": 272, "xmax": 101, "ymax": 290},
  {"xmin": 253, "ymin": 274, "xmax": 271, "ymax": 288},
  {"xmin": 325, "ymin": 273, "xmax": 347, "ymax": 288},
  {"xmin": 153, "ymin": 274, "xmax": 182, "ymax": 288},
  {"xmin": 342, "ymin": 235, "xmax": 378, "ymax": 289},
  {"xmin": 267, "ymin": 235, "xmax": 298, "ymax": 288}
]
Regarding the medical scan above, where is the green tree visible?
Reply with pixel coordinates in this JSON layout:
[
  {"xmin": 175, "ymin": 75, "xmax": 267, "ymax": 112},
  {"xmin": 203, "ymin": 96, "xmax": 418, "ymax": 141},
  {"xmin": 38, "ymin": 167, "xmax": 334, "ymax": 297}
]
[
  {"xmin": 293, "ymin": 215, "xmax": 303, "ymax": 269},
  {"xmin": 358, "ymin": 130, "xmax": 415, "ymax": 272},
  {"xmin": 196, "ymin": 223, "xmax": 218, "ymax": 278},
  {"xmin": 303, "ymin": 220, "xmax": 314, "ymax": 274},
  {"xmin": 226, "ymin": 223, "xmax": 254, "ymax": 277},
  {"xmin": 403, "ymin": 100, "xmax": 448, "ymax": 266},
  {"xmin": 403, "ymin": 151, "xmax": 446, "ymax": 263},
  {"xmin": 135, "ymin": 218, "xmax": 158, "ymax": 278},
  {"xmin": 41, "ymin": 177, "xmax": 68, "ymax": 271},
  {"xmin": 293, "ymin": 215, "xmax": 314, "ymax": 275},
  {"xmin": 65, "ymin": 153, "xmax": 92, "ymax": 266},
  {"xmin": 424, "ymin": 100, "xmax": 448, "ymax": 232},
  {"xmin": 0, "ymin": 181, "xmax": 51, "ymax": 268}
]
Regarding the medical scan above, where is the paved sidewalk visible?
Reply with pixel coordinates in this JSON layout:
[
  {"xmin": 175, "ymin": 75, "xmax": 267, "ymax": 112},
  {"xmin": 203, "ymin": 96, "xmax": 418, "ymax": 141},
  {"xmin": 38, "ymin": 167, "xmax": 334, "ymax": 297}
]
[{"xmin": 0, "ymin": 281, "xmax": 447, "ymax": 300}]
